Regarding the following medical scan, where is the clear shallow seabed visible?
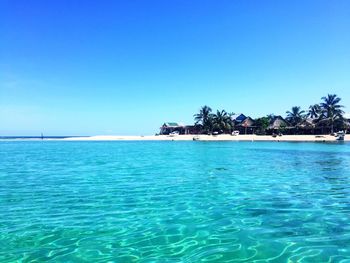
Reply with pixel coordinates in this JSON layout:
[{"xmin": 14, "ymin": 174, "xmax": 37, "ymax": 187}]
[{"xmin": 1, "ymin": 141, "xmax": 350, "ymax": 262}]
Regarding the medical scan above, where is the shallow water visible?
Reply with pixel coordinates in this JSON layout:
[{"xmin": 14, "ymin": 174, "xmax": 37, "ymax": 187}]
[{"xmin": 1, "ymin": 141, "xmax": 350, "ymax": 262}]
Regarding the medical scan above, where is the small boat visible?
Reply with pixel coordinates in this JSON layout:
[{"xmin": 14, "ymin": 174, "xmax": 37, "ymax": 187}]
[
  {"xmin": 193, "ymin": 136, "xmax": 200, "ymax": 141},
  {"xmin": 336, "ymin": 131, "xmax": 345, "ymax": 141},
  {"xmin": 232, "ymin": 130, "xmax": 239, "ymax": 136}
]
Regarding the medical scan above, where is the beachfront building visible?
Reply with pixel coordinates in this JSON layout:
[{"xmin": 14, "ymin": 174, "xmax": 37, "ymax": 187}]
[
  {"xmin": 230, "ymin": 113, "xmax": 247, "ymax": 124},
  {"xmin": 291, "ymin": 117, "xmax": 350, "ymax": 135},
  {"xmin": 160, "ymin": 122, "xmax": 185, "ymax": 135},
  {"xmin": 310, "ymin": 117, "xmax": 349, "ymax": 135},
  {"xmin": 183, "ymin": 125, "xmax": 201, "ymax": 135},
  {"xmin": 266, "ymin": 116, "xmax": 290, "ymax": 134},
  {"xmin": 295, "ymin": 118, "xmax": 316, "ymax": 135},
  {"xmin": 159, "ymin": 122, "xmax": 201, "ymax": 135},
  {"xmin": 235, "ymin": 116, "xmax": 256, "ymax": 134}
]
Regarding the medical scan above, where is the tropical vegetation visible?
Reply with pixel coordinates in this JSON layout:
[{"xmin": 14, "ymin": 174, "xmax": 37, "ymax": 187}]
[
  {"xmin": 193, "ymin": 105, "xmax": 213, "ymax": 134},
  {"xmin": 192, "ymin": 94, "xmax": 348, "ymax": 135},
  {"xmin": 212, "ymin": 110, "xmax": 232, "ymax": 133},
  {"xmin": 319, "ymin": 94, "xmax": 345, "ymax": 133},
  {"xmin": 286, "ymin": 106, "xmax": 305, "ymax": 126}
]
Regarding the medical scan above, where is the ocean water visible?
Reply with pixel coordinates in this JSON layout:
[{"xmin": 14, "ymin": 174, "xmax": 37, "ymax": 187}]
[{"xmin": 1, "ymin": 141, "xmax": 350, "ymax": 262}]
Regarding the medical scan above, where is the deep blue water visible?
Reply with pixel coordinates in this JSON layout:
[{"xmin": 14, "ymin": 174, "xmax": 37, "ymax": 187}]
[{"xmin": 0, "ymin": 141, "xmax": 350, "ymax": 262}]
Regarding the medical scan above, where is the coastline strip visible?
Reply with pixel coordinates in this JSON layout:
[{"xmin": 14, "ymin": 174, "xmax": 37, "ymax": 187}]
[{"xmin": 61, "ymin": 135, "xmax": 349, "ymax": 142}]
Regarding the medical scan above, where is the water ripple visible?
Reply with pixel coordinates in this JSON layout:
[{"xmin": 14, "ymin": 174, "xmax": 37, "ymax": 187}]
[{"xmin": 1, "ymin": 141, "xmax": 350, "ymax": 262}]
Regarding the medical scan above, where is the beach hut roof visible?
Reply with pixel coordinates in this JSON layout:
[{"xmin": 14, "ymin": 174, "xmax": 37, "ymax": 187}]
[
  {"xmin": 231, "ymin": 113, "xmax": 246, "ymax": 122},
  {"xmin": 297, "ymin": 118, "xmax": 315, "ymax": 128},
  {"xmin": 163, "ymin": 122, "xmax": 184, "ymax": 127},
  {"xmin": 268, "ymin": 116, "xmax": 289, "ymax": 129},
  {"xmin": 237, "ymin": 116, "xmax": 255, "ymax": 127}
]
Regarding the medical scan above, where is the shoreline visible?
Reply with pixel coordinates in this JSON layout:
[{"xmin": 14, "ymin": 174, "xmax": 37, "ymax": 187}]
[{"xmin": 61, "ymin": 134, "xmax": 349, "ymax": 142}]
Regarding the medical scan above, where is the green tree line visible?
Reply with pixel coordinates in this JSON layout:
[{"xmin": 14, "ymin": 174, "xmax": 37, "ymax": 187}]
[{"xmin": 194, "ymin": 94, "xmax": 347, "ymax": 134}]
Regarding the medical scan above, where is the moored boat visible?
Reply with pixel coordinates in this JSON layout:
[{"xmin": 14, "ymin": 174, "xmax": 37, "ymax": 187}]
[{"xmin": 336, "ymin": 131, "xmax": 345, "ymax": 141}]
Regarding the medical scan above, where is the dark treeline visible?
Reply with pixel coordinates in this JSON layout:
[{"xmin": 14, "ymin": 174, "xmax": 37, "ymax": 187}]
[{"xmin": 193, "ymin": 94, "xmax": 348, "ymax": 135}]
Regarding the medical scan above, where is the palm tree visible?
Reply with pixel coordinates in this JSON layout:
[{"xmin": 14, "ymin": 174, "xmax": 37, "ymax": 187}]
[
  {"xmin": 228, "ymin": 112, "xmax": 236, "ymax": 130},
  {"xmin": 308, "ymin": 104, "xmax": 321, "ymax": 119},
  {"xmin": 194, "ymin": 105, "xmax": 213, "ymax": 133},
  {"xmin": 286, "ymin": 106, "xmax": 305, "ymax": 126},
  {"xmin": 212, "ymin": 110, "xmax": 232, "ymax": 133},
  {"xmin": 320, "ymin": 94, "xmax": 344, "ymax": 133}
]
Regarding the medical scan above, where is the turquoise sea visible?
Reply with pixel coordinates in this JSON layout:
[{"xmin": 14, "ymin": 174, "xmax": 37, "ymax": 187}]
[{"xmin": 1, "ymin": 141, "xmax": 350, "ymax": 262}]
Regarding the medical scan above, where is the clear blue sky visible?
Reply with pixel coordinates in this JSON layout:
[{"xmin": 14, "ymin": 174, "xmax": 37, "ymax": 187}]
[{"xmin": 1, "ymin": 0, "xmax": 349, "ymax": 135}]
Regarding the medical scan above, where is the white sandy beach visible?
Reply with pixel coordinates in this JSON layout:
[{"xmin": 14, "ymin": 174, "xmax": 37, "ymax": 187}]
[{"xmin": 62, "ymin": 134, "xmax": 349, "ymax": 142}]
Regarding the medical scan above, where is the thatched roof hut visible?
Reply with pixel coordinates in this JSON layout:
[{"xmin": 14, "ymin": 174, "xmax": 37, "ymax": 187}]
[
  {"xmin": 296, "ymin": 118, "xmax": 315, "ymax": 129},
  {"xmin": 231, "ymin": 113, "xmax": 247, "ymax": 124},
  {"xmin": 268, "ymin": 116, "xmax": 289, "ymax": 130},
  {"xmin": 237, "ymin": 116, "xmax": 255, "ymax": 127}
]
